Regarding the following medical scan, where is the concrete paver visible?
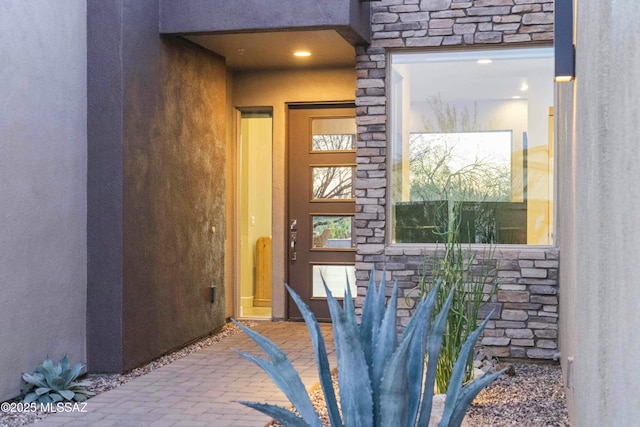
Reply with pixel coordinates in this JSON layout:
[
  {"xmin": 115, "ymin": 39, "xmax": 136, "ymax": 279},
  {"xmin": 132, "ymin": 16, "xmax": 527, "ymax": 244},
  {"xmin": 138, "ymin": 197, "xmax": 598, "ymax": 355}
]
[{"xmin": 36, "ymin": 322, "xmax": 335, "ymax": 427}]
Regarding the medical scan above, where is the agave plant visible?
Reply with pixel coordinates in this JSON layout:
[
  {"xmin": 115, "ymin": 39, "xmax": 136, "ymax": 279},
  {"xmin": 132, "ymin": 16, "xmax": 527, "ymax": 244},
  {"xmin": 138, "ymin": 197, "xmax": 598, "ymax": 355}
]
[
  {"xmin": 21, "ymin": 356, "xmax": 94, "ymax": 403},
  {"xmin": 233, "ymin": 269, "xmax": 504, "ymax": 427}
]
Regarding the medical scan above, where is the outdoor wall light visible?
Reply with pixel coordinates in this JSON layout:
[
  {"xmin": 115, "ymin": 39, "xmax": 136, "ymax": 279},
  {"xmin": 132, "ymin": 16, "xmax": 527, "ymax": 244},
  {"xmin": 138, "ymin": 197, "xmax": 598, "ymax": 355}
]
[
  {"xmin": 294, "ymin": 51, "xmax": 311, "ymax": 57},
  {"xmin": 555, "ymin": 0, "xmax": 575, "ymax": 82}
]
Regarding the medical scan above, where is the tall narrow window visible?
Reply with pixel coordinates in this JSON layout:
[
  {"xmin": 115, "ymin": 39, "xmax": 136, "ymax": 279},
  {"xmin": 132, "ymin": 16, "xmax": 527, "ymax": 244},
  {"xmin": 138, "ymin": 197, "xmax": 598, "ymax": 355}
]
[
  {"xmin": 390, "ymin": 48, "xmax": 554, "ymax": 245},
  {"xmin": 239, "ymin": 110, "xmax": 273, "ymax": 318}
]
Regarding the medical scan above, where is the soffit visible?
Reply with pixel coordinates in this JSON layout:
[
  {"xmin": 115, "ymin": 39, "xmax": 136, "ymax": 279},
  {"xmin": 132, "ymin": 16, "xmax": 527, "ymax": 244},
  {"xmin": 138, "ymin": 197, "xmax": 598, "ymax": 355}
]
[{"xmin": 186, "ymin": 30, "xmax": 356, "ymax": 71}]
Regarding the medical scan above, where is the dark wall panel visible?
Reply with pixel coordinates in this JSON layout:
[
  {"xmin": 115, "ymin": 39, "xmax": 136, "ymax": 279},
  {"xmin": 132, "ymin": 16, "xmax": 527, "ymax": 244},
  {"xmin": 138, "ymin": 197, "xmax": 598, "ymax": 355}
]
[
  {"xmin": 87, "ymin": 0, "xmax": 125, "ymax": 373},
  {"xmin": 122, "ymin": 0, "xmax": 227, "ymax": 370},
  {"xmin": 88, "ymin": 0, "xmax": 227, "ymax": 372}
]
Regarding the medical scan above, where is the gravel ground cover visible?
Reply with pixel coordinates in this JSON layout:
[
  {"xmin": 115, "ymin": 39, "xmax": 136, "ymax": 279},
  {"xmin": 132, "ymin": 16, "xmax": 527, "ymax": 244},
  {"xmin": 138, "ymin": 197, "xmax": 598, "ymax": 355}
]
[
  {"xmin": 466, "ymin": 362, "xmax": 569, "ymax": 426},
  {"xmin": 270, "ymin": 362, "xmax": 569, "ymax": 427},
  {"xmin": 0, "ymin": 321, "xmax": 256, "ymax": 427}
]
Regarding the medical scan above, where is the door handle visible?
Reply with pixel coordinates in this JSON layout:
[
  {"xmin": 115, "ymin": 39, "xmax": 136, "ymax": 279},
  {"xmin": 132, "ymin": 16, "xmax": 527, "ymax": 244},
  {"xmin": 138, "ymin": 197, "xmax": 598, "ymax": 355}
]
[{"xmin": 289, "ymin": 219, "xmax": 297, "ymax": 261}]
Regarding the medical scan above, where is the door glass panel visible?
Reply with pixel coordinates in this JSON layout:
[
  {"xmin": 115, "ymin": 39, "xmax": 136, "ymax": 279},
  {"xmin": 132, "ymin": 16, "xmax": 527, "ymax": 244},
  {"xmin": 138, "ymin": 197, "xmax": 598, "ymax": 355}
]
[
  {"xmin": 312, "ymin": 216, "xmax": 354, "ymax": 248},
  {"xmin": 312, "ymin": 265, "xmax": 357, "ymax": 298},
  {"xmin": 312, "ymin": 118, "xmax": 356, "ymax": 151},
  {"xmin": 312, "ymin": 166, "xmax": 354, "ymax": 200}
]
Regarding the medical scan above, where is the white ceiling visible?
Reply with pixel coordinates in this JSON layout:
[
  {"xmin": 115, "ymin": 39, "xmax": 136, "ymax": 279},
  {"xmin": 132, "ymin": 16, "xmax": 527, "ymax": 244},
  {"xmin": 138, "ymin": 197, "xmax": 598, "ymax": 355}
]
[
  {"xmin": 394, "ymin": 48, "xmax": 555, "ymax": 102},
  {"xmin": 186, "ymin": 30, "xmax": 356, "ymax": 70}
]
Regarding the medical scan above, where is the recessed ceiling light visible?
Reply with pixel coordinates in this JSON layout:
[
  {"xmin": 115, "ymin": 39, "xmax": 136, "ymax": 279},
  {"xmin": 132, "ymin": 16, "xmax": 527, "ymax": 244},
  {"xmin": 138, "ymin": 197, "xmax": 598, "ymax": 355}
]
[
  {"xmin": 520, "ymin": 83, "xmax": 529, "ymax": 91},
  {"xmin": 294, "ymin": 51, "xmax": 311, "ymax": 57},
  {"xmin": 477, "ymin": 59, "xmax": 492, "ymax": 64}
]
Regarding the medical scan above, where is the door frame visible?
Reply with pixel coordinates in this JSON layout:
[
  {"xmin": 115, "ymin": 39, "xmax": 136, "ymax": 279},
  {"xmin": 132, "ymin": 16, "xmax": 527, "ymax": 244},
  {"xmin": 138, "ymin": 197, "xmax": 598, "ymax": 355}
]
[{"xmin": 285, "ymin": 101, "xmax": 357, "ymax": 320}]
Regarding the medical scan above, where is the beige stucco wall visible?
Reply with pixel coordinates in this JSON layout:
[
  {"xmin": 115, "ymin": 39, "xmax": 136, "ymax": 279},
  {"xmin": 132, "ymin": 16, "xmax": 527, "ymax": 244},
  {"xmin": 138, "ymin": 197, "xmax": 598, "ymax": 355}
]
[
  {"xmin": 239, "ymin": 117, "xmax": 273, "ymax": 310},
  {"xmin": 558, "ymin": 1, "xmax": 640, "ymax": 424},
  {"xmin": 231, "ymin": 67, "xmax": 356, "ymax": 319}
]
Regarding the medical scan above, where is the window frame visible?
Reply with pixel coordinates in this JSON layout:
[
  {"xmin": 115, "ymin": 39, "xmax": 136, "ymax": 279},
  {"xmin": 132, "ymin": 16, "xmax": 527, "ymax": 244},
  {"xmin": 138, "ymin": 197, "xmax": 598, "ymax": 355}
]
[{"xmin": 385, "ymin": 45, "xmax": 557, "ymax": 248}]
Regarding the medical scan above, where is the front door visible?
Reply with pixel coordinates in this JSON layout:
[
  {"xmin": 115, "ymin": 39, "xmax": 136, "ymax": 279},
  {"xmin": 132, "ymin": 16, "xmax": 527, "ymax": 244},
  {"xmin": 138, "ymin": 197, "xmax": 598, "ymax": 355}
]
[{"xmin": 287, "ymin": 104, "xmax": 357, "ymax": 321}]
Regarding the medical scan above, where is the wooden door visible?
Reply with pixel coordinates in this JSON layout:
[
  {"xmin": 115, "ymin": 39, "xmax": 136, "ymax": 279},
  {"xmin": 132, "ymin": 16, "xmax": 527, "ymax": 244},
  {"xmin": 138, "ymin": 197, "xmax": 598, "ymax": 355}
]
[{"xmin": 287, "ymin": 105, "xmax": 357, "ymax": 321}]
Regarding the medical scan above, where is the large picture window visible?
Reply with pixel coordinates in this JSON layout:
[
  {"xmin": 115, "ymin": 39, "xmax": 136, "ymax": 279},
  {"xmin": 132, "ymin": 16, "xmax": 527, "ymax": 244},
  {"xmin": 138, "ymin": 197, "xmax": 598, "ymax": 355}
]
[{"xmin": 390, "ymin": 47, "xmax": 554, "ymax": 245}]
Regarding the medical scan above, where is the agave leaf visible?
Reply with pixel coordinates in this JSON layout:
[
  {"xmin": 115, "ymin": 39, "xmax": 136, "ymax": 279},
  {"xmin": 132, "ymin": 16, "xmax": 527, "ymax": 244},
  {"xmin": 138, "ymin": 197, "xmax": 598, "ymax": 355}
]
[
  {"xmin": 378, "ymin": 327, "xmax": 413, "ymax": 427},
  {"xmin": 326, "ymin": 287, "xmax": 374, "ymax": 427},
  {"xmin": 50, "ymin": 377, "xmax": 66, "ymax": 391},
  {"xmin": 405, "ymin": 280, "xmax": 440, "ymax": 427},
  {"xmin": 418, "ymin": 288, "xmax": 455, "ymax": 426},
  {"xmin": 68, "ymin": 363, "xmax": 83, "ymax": 382},
  {"xmin": 439, "ymin": 314, "xmax": 494, "ymax": 426},
  {"xmin": 240, "ymin": 401, "xmax": 309, "ymax": 427},
  {"xmin": 342, "ymin": 273, "xmax": 357, "ymax": 331},
  {"xmin": 233, "ymin": 349, "xmax": 320, "ymax": 426},
  {"xmin": 23, "ymin": 392, "xmax": 38, "ymax": 403},
  {"xmin": 60, "ymin": 369, "xmax": 73, "ymax": 388},
  {"xmin": 359, "ymin": 269, "xmax": 378, "ymax": 370},
  {"xmin": 22, "ymin": 372, "xmax": 47, "ymax": 389},
  {"xmin": 50, "ymin": 393, "xmax": 63, "ymax": 403},
  {"xmin": 35, "ymin": 387, "xmax": 51, "ymax": 396},
  {"xmin": 41, "ymin": 362, "xmax": 59, "ymax": 387},
  {"xmin": 286, "ymin": 284, "xmax": 343, "ymax": 427},
  {"xmin": 60, "ymin": 355, "xmax": 70, "ymax": 372},
  {"xmin": 371, "ymin": 268, "xmax": 387, "ymax": 345},
  {"xmin": 447, "ymin": 369, "xmax": 505, "ymax": 427},
  {"xmin": 73, "ymin": 393, "xmax": 88, "ymax": 402},
  {"xmin": 41, "ymin": 357, "xmax": 55, "ymax": 374},
  {"xmin": 58, "ymin": 389, "xmax": 75, "ymax": 401},
  {"xmin": 372, "ymin": 280, "xmax": 399, "ymax": 423},
  {"xmin": 231, "ymin": 320, "xmax": 321, "ymax": 427},
  {"xmin": 39, "ymin": 394, "xmax": 53, "ymax": 404}
]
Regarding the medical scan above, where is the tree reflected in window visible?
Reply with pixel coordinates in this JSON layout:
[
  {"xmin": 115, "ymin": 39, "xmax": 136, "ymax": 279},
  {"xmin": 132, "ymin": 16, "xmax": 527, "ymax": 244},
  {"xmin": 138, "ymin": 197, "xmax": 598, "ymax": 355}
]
[
  {"xmin": 312, "ymin": 134, "xmax": 355, "ymax": 151},
  {"xmin": 312, "ymin": 166, "xmax": 353, "ymax": 199}
]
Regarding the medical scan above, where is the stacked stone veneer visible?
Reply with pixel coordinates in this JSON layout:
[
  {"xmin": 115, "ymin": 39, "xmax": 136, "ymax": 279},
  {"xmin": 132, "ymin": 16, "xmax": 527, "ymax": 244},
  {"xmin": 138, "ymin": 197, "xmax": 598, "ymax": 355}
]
[{"xmin": 354, "ymin": 0, "xmax": 557, "ymax": 359}]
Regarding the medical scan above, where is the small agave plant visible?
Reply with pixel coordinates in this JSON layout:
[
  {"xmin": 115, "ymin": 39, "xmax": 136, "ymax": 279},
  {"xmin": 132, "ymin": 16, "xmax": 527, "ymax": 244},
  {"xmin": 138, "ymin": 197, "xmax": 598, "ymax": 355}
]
[
  {"xmin": 233, "ymin": 269, "xmax": 503, "ymax": 427},
  {"xmin": 21, "ymin": 356, "xmax": 95, "ymax": 403}
]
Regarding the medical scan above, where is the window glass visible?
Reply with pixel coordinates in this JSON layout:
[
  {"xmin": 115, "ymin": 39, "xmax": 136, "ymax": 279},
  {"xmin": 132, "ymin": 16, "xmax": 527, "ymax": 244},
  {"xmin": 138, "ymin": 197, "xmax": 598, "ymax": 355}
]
[
  {"xmin": 312, "ymin": 216, "xmax": 354, "ymax": 248},
  {"xmin": 312, "ymin": 118, "xmax": 356, "ymax": 151},
  {"xmin": 311, "ymin": 265, "xmax": 357, "ymax": 298},
  {"xmin": 312, "ymin": 166, "xmax": 354, "ymax": 200},
  {"xmin": 390, "ymin": 48, "xmax": 554, "ymax": 245}
]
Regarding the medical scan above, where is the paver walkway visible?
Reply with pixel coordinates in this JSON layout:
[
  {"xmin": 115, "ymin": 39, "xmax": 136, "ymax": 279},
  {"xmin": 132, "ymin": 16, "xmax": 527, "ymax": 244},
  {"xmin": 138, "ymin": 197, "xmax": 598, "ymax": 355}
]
[{"xmin": 36, "ymin": 322, "xmax": 335, "ymax": 427}]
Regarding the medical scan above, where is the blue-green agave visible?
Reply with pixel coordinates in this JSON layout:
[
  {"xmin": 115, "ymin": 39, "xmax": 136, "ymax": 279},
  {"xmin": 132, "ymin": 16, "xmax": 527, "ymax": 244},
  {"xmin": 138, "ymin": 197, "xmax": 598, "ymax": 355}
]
[
  {"xmin": 233, "ymin": 270, "xmax": 503, "ymax": 426},
  {"xmin": 21, "ymin": 356, "xmax": 94, "ymax": 403}
]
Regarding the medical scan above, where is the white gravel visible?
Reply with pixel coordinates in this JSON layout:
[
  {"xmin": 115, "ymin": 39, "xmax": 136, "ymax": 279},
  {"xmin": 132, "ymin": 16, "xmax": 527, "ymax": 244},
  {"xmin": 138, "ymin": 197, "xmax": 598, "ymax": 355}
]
[{"xmin": 0, "ymin": 321, "xmax": 256, "ymax": 427}]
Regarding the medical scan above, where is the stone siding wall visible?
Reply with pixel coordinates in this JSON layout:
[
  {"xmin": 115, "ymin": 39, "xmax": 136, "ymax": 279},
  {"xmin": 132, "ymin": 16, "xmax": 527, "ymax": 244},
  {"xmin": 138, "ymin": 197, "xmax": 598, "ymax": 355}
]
[{"xmin": 354, "ymin": 0, "xmax": 557, "ymax": 359}]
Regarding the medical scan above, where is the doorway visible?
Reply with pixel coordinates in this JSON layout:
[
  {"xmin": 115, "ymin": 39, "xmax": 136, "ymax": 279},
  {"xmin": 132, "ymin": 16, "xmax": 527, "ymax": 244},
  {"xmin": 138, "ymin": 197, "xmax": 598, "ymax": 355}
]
[
  {"xmin": 287, "ymin": 104, "xmax": 357, "ymax": 321},
  {"xmin": 239, "ymin": 110, "xmax": 273, "ymax": 319}
]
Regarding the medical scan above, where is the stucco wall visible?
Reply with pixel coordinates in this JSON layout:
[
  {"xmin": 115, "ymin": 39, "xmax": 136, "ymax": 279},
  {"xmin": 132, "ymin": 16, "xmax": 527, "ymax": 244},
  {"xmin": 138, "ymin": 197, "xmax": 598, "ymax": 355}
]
[
  {"xmin": 355, "ymin": 0, "xmax": 558, "ymax": 359},
  {"xmin": 232, "ymin": 68, "xmax": 357, "ymax": 320},
  {"xmin": 88, "ymin": 0, "xmax": 228, "ymax": 372},
  {"xmin": 558, "ymin": 1, "xmax": 640, "ymax": 424},
  {"xmin": 0, "ymin": 0, "xmax": 87, "ymax": 400}
]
